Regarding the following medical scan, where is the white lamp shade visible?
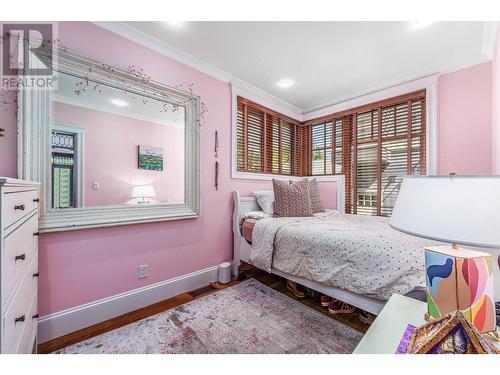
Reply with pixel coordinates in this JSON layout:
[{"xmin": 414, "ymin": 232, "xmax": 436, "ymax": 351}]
[
  {"xmin": 132, "ymin": 185, "xmax": 156, "ymax": 198},
  {"xmin": 389, "ymin": 176, "xmax": 500, "ymax": 248}
]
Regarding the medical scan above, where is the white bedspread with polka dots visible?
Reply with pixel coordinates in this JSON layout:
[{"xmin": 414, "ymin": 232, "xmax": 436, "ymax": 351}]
[{"xmin": 250, "ymin": 211, "xmax": 440, "ymax": 301}]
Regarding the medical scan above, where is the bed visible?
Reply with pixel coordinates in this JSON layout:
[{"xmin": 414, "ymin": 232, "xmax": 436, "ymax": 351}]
[{"xmin": 232, "ymin": 190, "xmax": 437, "ymax": 315}]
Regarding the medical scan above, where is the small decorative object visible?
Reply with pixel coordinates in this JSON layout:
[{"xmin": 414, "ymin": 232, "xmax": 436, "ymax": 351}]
[
  {"xmin": 218, "ymin": 262, "xmax": 232, "ymax": 284},
  {"xmin": 496, "ymin": 302, "xmax": 500, "ymax": 327},
  {"xmin": 131, "ymin": 185, "xmax": 156, "ymax": 204},
  {"xmin": 138, "ymin": 145, "xmax": 163, "ymax": 171},
  {"xmin": 214, "ymin": 130, "xmax": 219, "ymax": 158},
  {"xmin": 395, "ymin": 324, "xmax": 417, "ymax": 354},
  {"xmin": 403, "ymin": 311, "xmax": 498, "ymax": 354},
  {"xmin": 390, "ymin": 175, "xmax": 499, "ymax": 338},
  {"xmin": 215, "ymin": 161, "xmax": 219, "ymax": 191}
]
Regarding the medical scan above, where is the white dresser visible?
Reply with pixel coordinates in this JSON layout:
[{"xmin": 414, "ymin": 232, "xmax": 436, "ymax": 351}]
[{"xmin": 0, "ymin": 178, "xmax": 40, "ymax": 354}]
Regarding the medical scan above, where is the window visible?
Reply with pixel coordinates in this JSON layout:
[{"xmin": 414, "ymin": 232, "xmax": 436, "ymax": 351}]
[
  {"xmin": 235, "ymin": 91, "xmax": 426, "ymax": 218},
  {"xmin": 52, "ymin": 131, "xmax": 75, "ymax": 208},
  {"xmin": 302, "ymin": 90, "xmax": 426, "ymax": 217},
  {"xmin": 236, "ymin": 97, "xmax": 302, "ymax": 176},
  {"xmin": 51, "ymin": 124, "xmax": 84, "ymax": 209},
  {"xmin": 311, "ymin": 119, "xmax": 344, "ymax": 175},
  {"xmin": 348, "ymin": 92, "xmax": 426, "ymax": 216}
]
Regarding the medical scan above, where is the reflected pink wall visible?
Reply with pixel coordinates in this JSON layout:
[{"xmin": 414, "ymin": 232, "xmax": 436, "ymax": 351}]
[
  {"xmin": 0, "ymin": 22, "xmax": 494, "ymax": 318},
  {"xmin": 437, "ymin": 61, "xmax": 493, "ymax": 175},
  {"xmin": 53, "ymin": 102, "xmax": 184, "ymax": 206}
]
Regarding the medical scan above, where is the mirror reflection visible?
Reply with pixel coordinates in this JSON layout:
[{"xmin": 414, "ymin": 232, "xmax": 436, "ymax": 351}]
[{"xmin": 50, "ymin": 72, "xmax": 185, "ymax": 209}]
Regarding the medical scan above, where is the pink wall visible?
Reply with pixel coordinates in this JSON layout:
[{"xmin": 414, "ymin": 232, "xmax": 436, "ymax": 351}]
[
  {"xmin": 0, "ymin": 22, "xmax": 494, "ymax": 318},
  {"xmin": 493, "ymin": 26, "xmax": 500, "ymax": 174},
  {"xmin": 54, "ymin": 102, "xmax": 185, "ymax": 206},
  {"xmin": 437, "ymin": 61, "xmax": 493, "ymax": 175}
]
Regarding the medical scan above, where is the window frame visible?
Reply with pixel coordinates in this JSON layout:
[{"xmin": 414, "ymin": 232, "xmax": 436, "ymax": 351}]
[
  {"xmin": 232, "ymin": 95, "xmax": 342, "ymax": 183},
  {"xmin": 52, "ymin": 123, "xmax": 85, "ymax": 209},
  {"xmin": 236, "ymin": 96, "xmax": 301, "ymax": 176}
]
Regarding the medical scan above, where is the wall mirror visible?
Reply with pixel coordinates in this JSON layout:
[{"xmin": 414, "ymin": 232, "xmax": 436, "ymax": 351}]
[{"xmin": 18, "ymin": 45, "xmax": 200, "ymax": 232}]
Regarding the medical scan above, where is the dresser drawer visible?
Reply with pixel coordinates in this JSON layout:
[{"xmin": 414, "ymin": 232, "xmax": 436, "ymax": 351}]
[
  {"xmin": 2, "ymin": 213, "xmax": 38, "ymax": 306},
  {"xmin": 16, "ymin": 289, "xmax": 37, "ymax": 354},
  {"xmin": 1, "ymin": 255, "xmax": 38, "ymax": 354},
  {"xmin": 2, "ymin": 189, "xmax": 39, "ymax": 231}
]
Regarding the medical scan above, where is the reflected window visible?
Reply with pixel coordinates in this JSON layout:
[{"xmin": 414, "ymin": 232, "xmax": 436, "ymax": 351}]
[{"xmin": 51, "ymin": 124, "xmax": 84, "ymax": 209}]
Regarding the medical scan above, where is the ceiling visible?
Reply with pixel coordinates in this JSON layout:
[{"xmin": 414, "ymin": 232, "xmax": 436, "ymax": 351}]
[
  {"xmin": 53, "ymin": 71, "xmax": 185, "ymax": 127},
  {"xmin": 124, "ymin": 21, "xmax": 490, "ymax": 112}
]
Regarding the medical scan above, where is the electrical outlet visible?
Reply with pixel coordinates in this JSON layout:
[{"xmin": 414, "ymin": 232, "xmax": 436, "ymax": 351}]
[
  {"xmin": 138, "ymin": 264, "xmax": 148, "ymax": 279},
  {"xmin": 92, "ymin": 181, "xmax": 100, "ymax": 190}
]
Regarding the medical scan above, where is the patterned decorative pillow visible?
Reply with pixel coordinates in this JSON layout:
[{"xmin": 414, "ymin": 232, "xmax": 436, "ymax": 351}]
[
  {"xmin": 252, "ymin": 191, "xmax": 275, "ymax": 215},
  {"xmin": 272, "ymin": 179, "xmax": 313, "ymax": 217},
  {"xmin": 309, "ymin": 178, "xmax": 325, "ymax": 214}
]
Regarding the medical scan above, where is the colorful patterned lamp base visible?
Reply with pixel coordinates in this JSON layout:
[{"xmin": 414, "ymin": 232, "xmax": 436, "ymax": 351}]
[{"xmin": 425, "ymin": 245, "xmax": 497, "ymax": 334}]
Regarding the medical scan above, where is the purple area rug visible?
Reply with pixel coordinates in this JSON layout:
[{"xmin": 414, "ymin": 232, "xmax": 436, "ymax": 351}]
[{"xmin": 56, "ymin": 279, "xmax": 363, "ymax": 354}]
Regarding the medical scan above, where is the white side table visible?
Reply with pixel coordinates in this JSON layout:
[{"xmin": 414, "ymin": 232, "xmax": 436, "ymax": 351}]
[{"xmin": 353, "ymin": 293, "xmax": 500, "ymax": 354}]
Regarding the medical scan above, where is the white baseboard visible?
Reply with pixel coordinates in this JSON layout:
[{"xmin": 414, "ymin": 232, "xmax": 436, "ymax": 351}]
[{"xmin": 38, "ymin": 265, "xmax": 220, "ymax": 344}]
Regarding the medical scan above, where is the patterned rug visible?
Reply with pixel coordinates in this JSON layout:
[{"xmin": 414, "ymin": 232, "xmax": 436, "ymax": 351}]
[{"xmin": 56, "ymin": 279, "xmax": 363, "ymax": 354}]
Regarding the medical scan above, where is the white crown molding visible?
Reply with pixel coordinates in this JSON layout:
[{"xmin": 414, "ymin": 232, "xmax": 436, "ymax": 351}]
[
  {"xmin": 38, "ymin": 264, "xmax": 220, "ymax": 343},
  {"xmin": 302, "ymin": 74, "xmax": 440, "ymax": 121},
  {"xmin": 230, "ymin": 83, "xmax": 302, "ymax": 121},
  {"xmin": 482, "ymin": 22, "xmax": 498, "ymax": 60},
  {"xmin": 93, "ymin": 22, "xmax": 303, "ymax": 116}
]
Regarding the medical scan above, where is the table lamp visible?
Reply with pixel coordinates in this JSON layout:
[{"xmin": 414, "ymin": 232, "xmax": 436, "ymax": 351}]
[
  {"xmin": 132, "ymin": 185, "xmax": 156, "ymax": 204},
  {"xmin": 389, "ymin": 175, "xmax": 498, "ymax": 338}
]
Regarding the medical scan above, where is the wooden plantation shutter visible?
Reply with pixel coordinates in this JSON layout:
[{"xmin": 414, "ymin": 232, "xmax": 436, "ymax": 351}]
[
  {"xmin": 301, "ymin": 125, "xmax": 311, "ymax": 176},
  {"xmin": 308, "ymin": 119, "xmax": 345, "ymax": 176},
  {"xmin": 344, "ymin": 90, "xmax": 426, "ymax": 216},
  {"xmin": 246, "ymin": 106, "xmax": 264, "ymax": 172},
  {"xmin": 280, "ymin": 121, "xmax": 293, "ymax": 175},
  {"xmin": 342, "ymin": 115, "xmax": 353, "ymax": 213},
  {"xmin": 236, "ymin": 96, "xmax": 301, "ymax": 175}
]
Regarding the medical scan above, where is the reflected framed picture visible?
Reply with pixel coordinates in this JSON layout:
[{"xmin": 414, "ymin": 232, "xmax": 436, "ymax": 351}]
[{"xmin": 138, "ymin": 145, "xmax": 164, "ymax": 171}]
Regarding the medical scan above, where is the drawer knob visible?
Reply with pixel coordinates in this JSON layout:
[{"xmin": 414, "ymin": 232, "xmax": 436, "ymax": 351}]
[
  {"xmin": 33, "ymin": 232, "xmax": 40, "ymax": 237},
  {"xmin": 32, "ymin": 314, "xmax": 39, "ymax": 319},
  {"xmin": 33, "ymin": 272, "xmax": 40, "ymax": 278},
  {"xmin": 33, "ymin": 198, "xmax": 40, "ymax": 203},
  {"xmin": 15, "ymin": 315, "xmax": 25, "ymax": 323},
  {"xmin": 15, "ymin": 253, "xmax": 26, "ymax": 261},
  {"xmin": 14, "ymin": 204, "xmax": 26, "ymax": 211}
]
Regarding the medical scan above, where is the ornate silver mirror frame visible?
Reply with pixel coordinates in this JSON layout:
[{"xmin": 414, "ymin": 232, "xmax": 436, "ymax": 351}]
[{"xmin": 17, "ymin": 45, "xmax": 200, "ymax": 232}]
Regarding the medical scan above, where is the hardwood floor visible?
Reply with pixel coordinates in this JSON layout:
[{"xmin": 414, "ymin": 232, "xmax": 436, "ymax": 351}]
[{"xmin": 38, "ymin": 267, "xmax": 370, "ymax": 354}]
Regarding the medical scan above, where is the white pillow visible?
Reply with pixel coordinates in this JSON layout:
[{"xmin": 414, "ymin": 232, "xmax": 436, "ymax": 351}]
[
  {"xmin": 242, "ymin": 210, "xmax": 272, "ymax": 221},
  {"xmin": 253, "ymin": 191, "xmax": 275, "ymax": 215}
]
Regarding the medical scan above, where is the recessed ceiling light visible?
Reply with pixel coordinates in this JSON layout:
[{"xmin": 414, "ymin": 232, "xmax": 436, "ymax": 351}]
[
  {"xmin": 111, "ymin": 98, "xmax": 128, "ymax": 107},
  {"xmin": 277, "ymin": 79, "xmax": 294, "ymax": 88},
  {"xmin": 164, "ymin": 21, "xmax": 185, "ymax": 28},
  {"xmin": 411, "ymin": 21, "xmax": 434, "ymax": 29}
]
